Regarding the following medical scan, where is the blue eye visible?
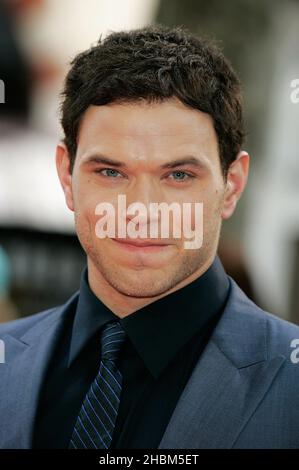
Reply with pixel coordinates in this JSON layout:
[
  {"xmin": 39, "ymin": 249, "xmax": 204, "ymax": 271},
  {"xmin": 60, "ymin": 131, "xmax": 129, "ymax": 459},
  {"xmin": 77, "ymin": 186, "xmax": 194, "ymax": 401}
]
[
  {"xmin": 97, "ymin": 168, "xmax": 122, "ymax": 178},
  {"xmin": 169, "ymin": 171, "xmax": 194, "ymax": 181}
]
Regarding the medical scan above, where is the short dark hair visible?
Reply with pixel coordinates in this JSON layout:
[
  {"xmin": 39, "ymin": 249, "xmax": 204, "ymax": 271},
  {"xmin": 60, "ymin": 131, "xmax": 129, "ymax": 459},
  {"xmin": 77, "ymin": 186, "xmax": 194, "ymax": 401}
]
[{"xmin": 60, "ymin": 23, "xmax": 245, "ymax": 178}]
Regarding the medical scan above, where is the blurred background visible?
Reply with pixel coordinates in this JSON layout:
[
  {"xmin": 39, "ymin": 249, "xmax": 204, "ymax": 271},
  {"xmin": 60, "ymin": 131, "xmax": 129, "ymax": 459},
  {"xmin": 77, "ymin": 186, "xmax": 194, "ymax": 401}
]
[{"xmin": 0, "ymin": 0, "xmax": 298, "ymax": 322}]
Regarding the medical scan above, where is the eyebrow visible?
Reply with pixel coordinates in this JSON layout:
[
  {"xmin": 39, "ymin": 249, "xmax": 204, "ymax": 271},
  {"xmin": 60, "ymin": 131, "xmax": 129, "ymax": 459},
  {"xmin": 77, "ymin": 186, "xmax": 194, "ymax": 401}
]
[
  {"xmin": 160, "ymin": 157, "xmax": 205, "ymax": 169},
  {"xmin": 82, "ymin": 155, "xmax": 126, "ymax": 168},
  {"xmin": 82, "ymin": 154, "xmax": 206, "ymax": 170}
]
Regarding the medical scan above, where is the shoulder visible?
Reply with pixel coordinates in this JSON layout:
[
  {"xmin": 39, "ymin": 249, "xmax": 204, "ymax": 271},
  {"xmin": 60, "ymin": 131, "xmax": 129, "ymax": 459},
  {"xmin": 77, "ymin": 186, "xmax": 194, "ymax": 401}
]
[
  {"xmin": 243, "ymin": 292, "xmax": 299, "ymax": 359},
  {"xmin": 263, "ymin": 309, "xmax": 299, "ymax": 357},
  {"xmin": 218, "ymin": 278, "xmax": 299, "ymax": 415},
  {"xmin": 0, "ymin": 291, "xmax": 79, "ymax": 340},
  {"xmin": 219, "ymin": 276, "xmax": 299, "ymax": 369},
  {"xmin": 252, "ymin": 303, "xmax": 299, "ymax": 420}
]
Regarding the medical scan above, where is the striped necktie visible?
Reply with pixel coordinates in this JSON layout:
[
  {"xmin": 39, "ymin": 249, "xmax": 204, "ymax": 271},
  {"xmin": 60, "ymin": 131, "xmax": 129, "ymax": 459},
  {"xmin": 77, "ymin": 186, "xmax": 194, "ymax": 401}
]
[{"xmin": 69, "ymin": 320, "xmax": 126, "ymax": 449}]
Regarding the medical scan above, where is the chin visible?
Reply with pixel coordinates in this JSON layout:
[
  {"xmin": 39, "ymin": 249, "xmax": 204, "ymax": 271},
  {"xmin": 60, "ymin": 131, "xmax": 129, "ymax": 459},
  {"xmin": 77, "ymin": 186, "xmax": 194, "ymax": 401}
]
[
  {"xmin": 119, "ymin": 286, "xmax": 164, "ymax": 298},
  {"xmin": 110, "ymin": 272, "xmax": 167, "ymax": 297}
]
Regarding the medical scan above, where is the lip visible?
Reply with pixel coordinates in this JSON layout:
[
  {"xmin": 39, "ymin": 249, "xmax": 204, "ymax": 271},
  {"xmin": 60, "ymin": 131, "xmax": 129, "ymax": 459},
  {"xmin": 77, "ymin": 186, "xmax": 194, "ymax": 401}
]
[{"xmin": 112, "ymin": 238, "xmax": 170, "ymax": 252}]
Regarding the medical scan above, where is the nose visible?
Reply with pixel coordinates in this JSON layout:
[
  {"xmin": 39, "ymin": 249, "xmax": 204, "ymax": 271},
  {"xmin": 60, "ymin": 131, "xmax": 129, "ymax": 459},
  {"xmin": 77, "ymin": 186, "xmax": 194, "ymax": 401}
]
[{"xmin": 121, "ymin": 175, "xmax": 162, "ymax": 232}]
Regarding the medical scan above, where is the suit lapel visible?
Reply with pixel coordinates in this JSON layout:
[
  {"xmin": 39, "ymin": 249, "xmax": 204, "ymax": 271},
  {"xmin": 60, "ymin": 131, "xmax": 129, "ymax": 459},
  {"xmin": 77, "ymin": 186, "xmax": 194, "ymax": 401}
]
[
  {"xmin": 158, "ymin": 278, "xmax": 286, "ymax": 449},
  {"xmin": 0, "ymin": 293, "xmax": 78, "ymax": 449},
  {"xmin": 158, "ymin": 340, "xmax": 285, "ymax": 449}
]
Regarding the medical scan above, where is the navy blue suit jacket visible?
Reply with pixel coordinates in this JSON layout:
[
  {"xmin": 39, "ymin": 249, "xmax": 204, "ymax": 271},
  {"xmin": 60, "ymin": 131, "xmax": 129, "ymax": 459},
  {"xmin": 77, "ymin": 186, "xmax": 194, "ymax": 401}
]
[{"xmin": 1, "ymin": 277, "xmax": 299, "ymax": 448}]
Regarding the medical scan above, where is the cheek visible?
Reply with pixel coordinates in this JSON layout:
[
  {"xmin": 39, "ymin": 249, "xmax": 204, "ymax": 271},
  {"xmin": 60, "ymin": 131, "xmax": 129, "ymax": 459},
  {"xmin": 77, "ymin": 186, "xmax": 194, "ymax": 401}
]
[
  {"xmin": 74, "ymin": 196, "xmax": 99, "ymax": 243},
  {"xmin": 174, "ymin": 187, "xmax": 221, "ymax": 235},
  {"xmin": 73, "ymin": 180, "xmax": 100, "ymax": 220},
  {"xmin": 202, "ymin": 190, "xmax": 224, "ymax": 223}
]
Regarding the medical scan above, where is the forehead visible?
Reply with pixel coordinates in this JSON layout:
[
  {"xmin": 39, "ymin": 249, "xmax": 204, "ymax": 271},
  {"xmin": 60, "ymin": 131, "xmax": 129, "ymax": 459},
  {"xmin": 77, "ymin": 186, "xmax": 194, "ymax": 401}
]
[{"xmin": 76, "ymin": 98, "xmax": 219, "ymax": 160}]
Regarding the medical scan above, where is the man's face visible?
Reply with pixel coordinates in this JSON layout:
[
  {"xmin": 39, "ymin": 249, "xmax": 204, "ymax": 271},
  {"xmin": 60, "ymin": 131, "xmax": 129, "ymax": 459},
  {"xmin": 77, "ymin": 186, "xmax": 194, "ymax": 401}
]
[{"xmin": 57, "ymin": 98, "xmax": 248, "ymax": 298}]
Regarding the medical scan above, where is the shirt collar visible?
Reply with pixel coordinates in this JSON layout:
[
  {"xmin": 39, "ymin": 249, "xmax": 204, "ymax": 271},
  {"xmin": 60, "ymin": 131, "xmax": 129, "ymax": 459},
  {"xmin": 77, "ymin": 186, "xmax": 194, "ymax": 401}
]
[{"xmin": 68, "ymin": 255, "xmax": 230, "ymax": 379}]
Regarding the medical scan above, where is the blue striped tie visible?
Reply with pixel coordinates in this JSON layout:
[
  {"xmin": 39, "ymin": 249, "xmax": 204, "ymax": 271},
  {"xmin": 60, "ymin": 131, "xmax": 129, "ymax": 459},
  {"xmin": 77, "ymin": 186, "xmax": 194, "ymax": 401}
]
[{"xmin": 69, "ymin": 320, "xmax": 126, "ymax": 449}]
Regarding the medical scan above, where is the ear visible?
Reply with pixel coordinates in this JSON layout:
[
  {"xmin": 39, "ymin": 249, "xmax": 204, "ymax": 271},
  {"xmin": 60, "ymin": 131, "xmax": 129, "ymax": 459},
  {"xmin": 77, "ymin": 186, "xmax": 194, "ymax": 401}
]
[
  {"xmin": 221, "ymin": 150, "xmax": 250, "ymax": 220},
  {"xmin": 55, "ymin": 142, "xmax": 74, "ymax": 212}
]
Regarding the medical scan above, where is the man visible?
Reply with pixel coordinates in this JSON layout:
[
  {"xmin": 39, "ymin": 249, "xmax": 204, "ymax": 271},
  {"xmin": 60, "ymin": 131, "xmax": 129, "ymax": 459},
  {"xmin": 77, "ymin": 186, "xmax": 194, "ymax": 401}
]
[{"xmin": 1, "ymin": 24, "xmax": 299, "ymax": 449}]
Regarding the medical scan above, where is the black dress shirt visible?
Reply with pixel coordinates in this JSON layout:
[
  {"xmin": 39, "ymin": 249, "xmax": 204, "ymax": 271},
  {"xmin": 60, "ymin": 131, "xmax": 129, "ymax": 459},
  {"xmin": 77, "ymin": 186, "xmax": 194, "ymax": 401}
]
[{"xmin": 33, "ymin": 255, "xmax": 230, "ymax": 449}]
